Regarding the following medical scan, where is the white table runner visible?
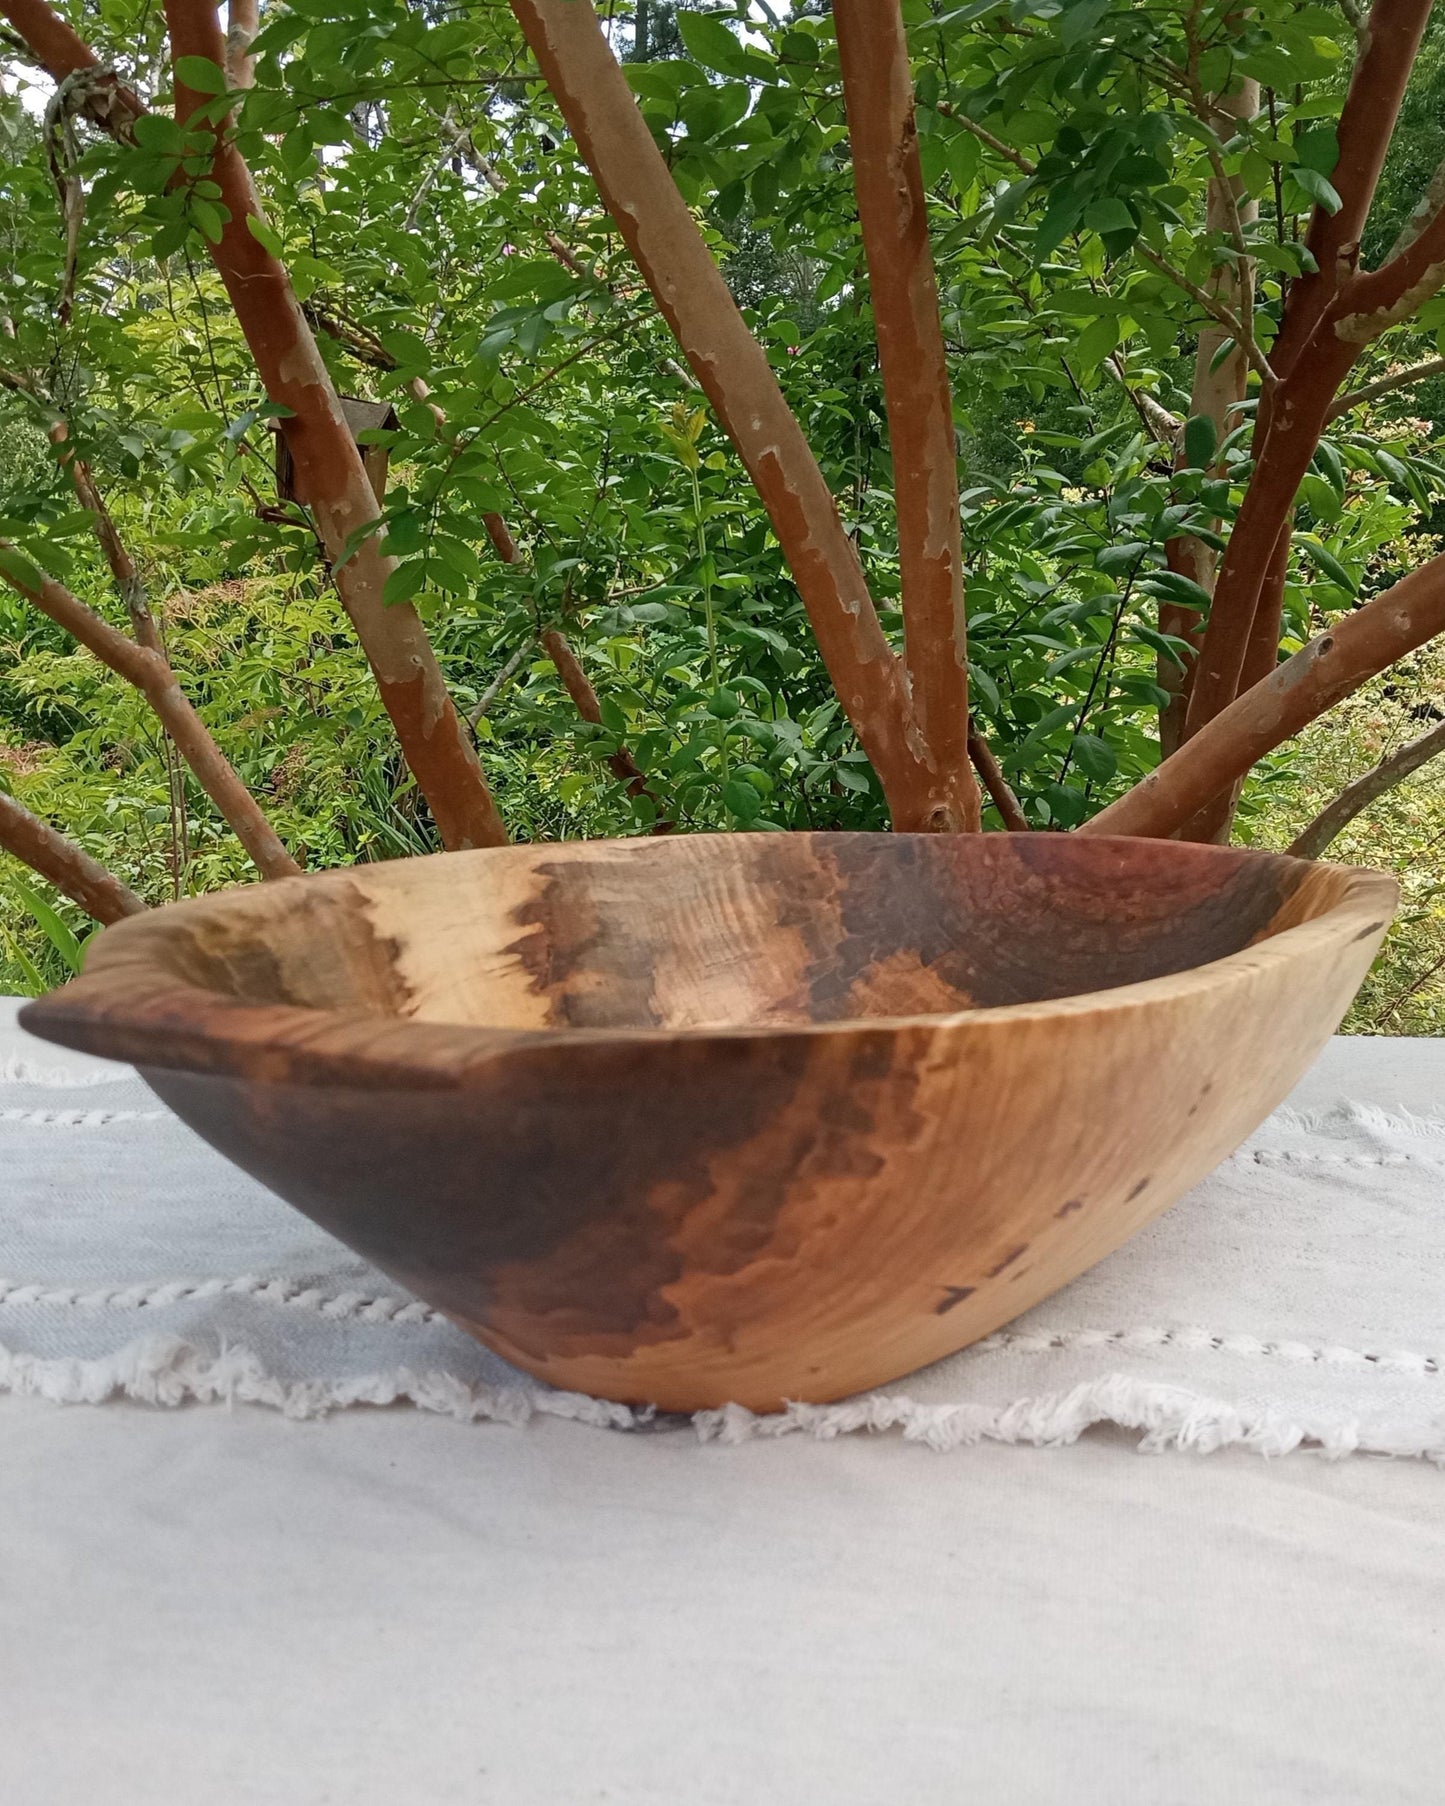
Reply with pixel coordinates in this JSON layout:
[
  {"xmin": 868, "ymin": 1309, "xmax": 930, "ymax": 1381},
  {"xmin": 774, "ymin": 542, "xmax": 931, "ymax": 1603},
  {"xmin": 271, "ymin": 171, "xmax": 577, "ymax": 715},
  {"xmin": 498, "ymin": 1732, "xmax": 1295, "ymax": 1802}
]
[{"xmin": 3, "ymin": 998, "xmax": 1442, "ymax": 1460}]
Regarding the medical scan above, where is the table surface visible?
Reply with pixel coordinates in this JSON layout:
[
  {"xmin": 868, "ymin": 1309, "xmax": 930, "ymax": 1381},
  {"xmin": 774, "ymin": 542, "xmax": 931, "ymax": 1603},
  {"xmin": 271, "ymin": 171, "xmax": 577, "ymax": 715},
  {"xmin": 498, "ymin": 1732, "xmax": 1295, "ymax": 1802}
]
[{"xmin": 3, "ymin": 1019, "xmax": 1443, "ymax": 1805}]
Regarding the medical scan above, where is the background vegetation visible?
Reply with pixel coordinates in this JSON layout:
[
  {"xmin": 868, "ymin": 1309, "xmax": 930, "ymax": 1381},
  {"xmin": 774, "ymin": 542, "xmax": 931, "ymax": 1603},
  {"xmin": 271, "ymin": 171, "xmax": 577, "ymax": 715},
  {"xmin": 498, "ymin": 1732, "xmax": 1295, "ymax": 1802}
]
[{"xmin": 2, "ymin": 0, "xmax": 1444, "ymax": 1027}]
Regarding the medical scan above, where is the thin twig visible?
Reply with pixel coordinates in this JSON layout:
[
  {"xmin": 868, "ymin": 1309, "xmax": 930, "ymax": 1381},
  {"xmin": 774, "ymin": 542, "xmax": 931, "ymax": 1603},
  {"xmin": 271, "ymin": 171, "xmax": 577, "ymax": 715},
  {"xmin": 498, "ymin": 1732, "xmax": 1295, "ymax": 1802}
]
[
  {"xmin": 1288, "ymin": 715, "xmax": 1445, "ymax": 857},
  {"xmin": 1328, "ymin": 356, "xmax": 1445, "ymax": 420},
  {"xmin": 468, "ymin": 639, "xmax": 532, "ymax": 727}
]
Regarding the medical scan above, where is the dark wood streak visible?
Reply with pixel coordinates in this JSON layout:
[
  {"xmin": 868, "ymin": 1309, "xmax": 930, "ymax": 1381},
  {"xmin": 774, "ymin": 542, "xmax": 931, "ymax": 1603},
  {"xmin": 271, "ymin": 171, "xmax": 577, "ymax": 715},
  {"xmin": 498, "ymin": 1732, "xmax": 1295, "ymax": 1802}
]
[{"xmin": 803, "ymin": 835, "xmax": 1304, "ymax": 1019}]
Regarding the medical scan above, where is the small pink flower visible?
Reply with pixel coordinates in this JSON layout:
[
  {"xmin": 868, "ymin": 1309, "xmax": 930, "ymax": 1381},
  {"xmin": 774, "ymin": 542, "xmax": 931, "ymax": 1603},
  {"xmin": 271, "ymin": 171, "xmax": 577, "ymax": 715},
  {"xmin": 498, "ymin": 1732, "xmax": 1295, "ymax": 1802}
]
[
  {"xmin": 787, "ymin": 345, "xmax": 800, "ymax": 356},
  {"xmin": 501, "ymin": 242, "xmax": 518, "ymax": 256}
]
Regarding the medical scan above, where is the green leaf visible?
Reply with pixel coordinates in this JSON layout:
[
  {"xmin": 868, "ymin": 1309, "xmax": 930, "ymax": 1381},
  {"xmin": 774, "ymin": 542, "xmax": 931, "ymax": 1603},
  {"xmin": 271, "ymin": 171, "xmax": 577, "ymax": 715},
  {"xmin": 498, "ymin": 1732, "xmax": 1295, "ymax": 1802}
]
[
  {"xmin": 1130, "ymin": 624, "xmax": 1194, "ymax": 669},
  {"xmin": 10, "ymin": 876, "xmax": 83, "ymax": 973},
  {"xmin": 0, "ymin": 919, "xmax": 46, "ymax": 995},
  {"xmin": 1095, "ymin": 542, "xmax": 1148, "ymax": 574},
  {"xmin": 382, "ymin": 561, "xmax": 425, "ymax": 607},
  {"xmin": 1294, "ymin": 124, "xmax": 1339, "ymax": 176},
  {"xmin": 1071, "ymin": 733, "xmax": 1116, "ymax": 783},
  {"xmin": 133, "ymin": 114, "xmax": 184, "ymax": 154},
  {"xmin": 383, "ymin": 510, "xmax": 425, "ymax": 557},
  {"xmin": 1083, "ymin": 196, "xmax": 1137, "ymax": 241},
  {"xmin": 1141, "ymin": 569, "xmax": 1213, "ymax": 611},
  {"xmin": 1295, "ymin": 167, "xmax": 1343, "ymax": 215},
  {"xmin": 676, "ymin": 12, "xmax": 751, "ymax": 78},
  {"xmin": 1073, "ymin": 315, "xmax": 1120, "ymax": 374},
  {"xmin": 189, "ymin": 196, "xmax": 229, "ymax": 244},
  {"xmin": 1182, "ymin": 414, "xmax": 1217, "ymax": 472},
  {"xmin": 150, "ymin": 216, "xmax": 192, "ymax": 260},
  {"xmin": 0, "ymin": 544, "xmax": 45, "ymax": 592},
  {"xmin": 723, "ymin": 777, "xmax": 762, "ymax": 821},
  {"xmin": 245, "ymin": 213, "xmax": 284, "ymax": 258},
  {"xmin": 1298, "ymin": 536, "xmax": 1357, "ymax": 595},
  {"xmin": 174, "ymin": 55, "xmax": 228, "ymax": 97}
]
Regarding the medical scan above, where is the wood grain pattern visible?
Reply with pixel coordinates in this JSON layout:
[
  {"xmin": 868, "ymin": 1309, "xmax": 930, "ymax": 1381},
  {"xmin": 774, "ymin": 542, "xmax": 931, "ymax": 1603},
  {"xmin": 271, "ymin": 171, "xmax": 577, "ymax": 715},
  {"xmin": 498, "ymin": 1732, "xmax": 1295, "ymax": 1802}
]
[{"xmin": 20, "ymin": 834, "xmax": 1396, "ymax": 1411}]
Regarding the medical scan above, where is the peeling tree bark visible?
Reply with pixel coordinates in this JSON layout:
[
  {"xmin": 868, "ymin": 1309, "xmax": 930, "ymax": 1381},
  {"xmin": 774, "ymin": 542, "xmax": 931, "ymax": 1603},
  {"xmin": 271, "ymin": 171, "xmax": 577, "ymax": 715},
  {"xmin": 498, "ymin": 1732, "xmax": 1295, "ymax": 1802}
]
[
  {"xmin": 0, "ymin": 788, "xmax": 146, "ymax": 923},
  {"xmin": 225, "ymin": 0, "xmax": 257, "ymax": 91},
  {"xmin": 1084, "ymin": 547, "xmax": 1445, "ymax": 840},
  {"xmin": 833, "ymin": 0, "xmax": 978, "ymax": 831},
  {"xmin": 509, "ymin": 0, "xmax": 950, "ymax": 831},
  {"xmin": 0, "ymin": 0, "xmax": 144, "ymax": 135},
  {"xmin": 0, "ymin": 552, "xmax": 303, "ymax": 881}
]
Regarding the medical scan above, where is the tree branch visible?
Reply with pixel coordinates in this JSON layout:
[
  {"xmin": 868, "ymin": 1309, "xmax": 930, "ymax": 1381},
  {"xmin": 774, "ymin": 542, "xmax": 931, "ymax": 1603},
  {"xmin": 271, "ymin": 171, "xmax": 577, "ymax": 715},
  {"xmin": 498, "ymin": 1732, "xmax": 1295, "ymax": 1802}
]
[
  {"xmin": 0, "ymin": 549, "xmax": 303, "ymax": 881},
  {"xmin": 1288, "ymin": 715, "xmax": 1445, "ymax": 858},
  {"xmin": 1085, "ymin": 546, "xmax": 1445, "ymax": 839},
  {"xmin": 0, "ymin": 787, "xmax": 146, "ymax": 924},
  {"xmin": 834, "ymin": 0, "xmax": 977, "ymax": 831},
  {"xmin": 1268, "ymin": 0, "xmax": 1433, "ymax": 386},
  {"xmin": 508, "ymin": 0, "xmax": 943, "ymax": 830},
  {"xmin": 1327, "ymin": 355, "xmax": 1445, "ymax": 421},
  {"xmin": 967, "ymin": 721, "xmax": 1029, "ymax": 831},
  {"xmin": 468, "ymin": 639, "xmax": 531, "ymax": 728},
  {"xmin": 0, "ymin": 370, "xmax": 165, "ymax": 653},
  {"xmin": 1185, "ymin": 169, "xmax": 1445, "ymax": 749},
  {"xmin": 1135, "ymin": 243, "xmax": 1276, "ymax": 390},
  {"xmin": 0, "ymin": 0, "xmax": 143, "ymax": 136},
  {"xmin": 539, "ymin": 628, "xmax": 670, "ymax": 825},
  {"xmin": 936, "ymin": 106, "xmax": 1037, "ymax": 179},
  {"xmin": 1385, "ymin": 150, "xmax": 1445, "ymax": 263},
  {"xmin": 399, "ymin": 373, "xmax": 666, "ymax": 816}
]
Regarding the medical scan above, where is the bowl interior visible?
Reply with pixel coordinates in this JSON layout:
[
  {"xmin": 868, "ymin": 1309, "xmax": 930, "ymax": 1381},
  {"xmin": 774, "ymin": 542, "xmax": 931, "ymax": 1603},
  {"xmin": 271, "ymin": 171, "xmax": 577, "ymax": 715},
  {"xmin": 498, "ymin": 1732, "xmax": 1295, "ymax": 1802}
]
[{"xmin": 132, "ymin": 832, "xmax": 1351, "ymax": 1035}]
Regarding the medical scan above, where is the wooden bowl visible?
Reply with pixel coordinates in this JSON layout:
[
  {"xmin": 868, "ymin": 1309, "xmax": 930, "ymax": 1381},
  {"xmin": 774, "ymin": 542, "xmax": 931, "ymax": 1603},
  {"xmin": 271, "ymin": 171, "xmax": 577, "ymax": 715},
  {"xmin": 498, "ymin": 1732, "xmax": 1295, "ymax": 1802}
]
[{"xmin": 21, "ymin": 833, "xmax": 1395, "ymax": 1412}]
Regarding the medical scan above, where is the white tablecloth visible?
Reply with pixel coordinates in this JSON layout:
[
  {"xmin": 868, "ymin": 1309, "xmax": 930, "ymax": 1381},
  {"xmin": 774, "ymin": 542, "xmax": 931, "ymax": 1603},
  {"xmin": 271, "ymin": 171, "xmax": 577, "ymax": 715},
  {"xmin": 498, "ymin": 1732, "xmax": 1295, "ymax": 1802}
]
[{"xmin": 2, "ymin": 1001, "xmax": 1442, "ymax": 1802}]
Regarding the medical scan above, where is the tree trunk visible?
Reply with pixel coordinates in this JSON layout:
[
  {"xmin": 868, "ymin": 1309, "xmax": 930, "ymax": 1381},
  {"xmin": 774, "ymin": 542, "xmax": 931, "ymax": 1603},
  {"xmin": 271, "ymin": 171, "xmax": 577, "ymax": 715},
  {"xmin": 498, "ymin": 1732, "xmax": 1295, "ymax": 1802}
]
[{"xmin": 834, "ymin": 0, "xmax": 978, "ymax": 831}]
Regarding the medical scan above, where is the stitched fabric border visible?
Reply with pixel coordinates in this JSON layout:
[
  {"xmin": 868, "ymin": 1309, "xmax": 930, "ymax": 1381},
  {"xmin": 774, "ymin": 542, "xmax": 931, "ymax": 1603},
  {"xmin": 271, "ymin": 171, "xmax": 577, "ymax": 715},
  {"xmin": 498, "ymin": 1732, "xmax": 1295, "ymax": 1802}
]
[{"xmin": 2, "ymin": 1278, "xmax": 1439, "ymax": 1376}]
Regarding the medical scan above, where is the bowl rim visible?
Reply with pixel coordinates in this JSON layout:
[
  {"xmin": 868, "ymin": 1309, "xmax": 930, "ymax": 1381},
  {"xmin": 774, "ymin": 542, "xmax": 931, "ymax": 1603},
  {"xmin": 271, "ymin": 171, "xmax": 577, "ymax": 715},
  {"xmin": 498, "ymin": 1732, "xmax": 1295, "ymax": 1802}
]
[{"xmin": 18, "ymin": 833, "xmax": 1399, "ymax": 1089}]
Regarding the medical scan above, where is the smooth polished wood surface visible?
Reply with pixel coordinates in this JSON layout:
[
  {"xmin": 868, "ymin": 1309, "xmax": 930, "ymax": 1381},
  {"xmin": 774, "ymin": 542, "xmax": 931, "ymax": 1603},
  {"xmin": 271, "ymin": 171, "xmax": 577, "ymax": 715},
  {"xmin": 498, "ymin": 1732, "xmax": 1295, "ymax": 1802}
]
[{"xmin": 21, "ymin": 834, "xmax": 1397, "ymax": 1411}]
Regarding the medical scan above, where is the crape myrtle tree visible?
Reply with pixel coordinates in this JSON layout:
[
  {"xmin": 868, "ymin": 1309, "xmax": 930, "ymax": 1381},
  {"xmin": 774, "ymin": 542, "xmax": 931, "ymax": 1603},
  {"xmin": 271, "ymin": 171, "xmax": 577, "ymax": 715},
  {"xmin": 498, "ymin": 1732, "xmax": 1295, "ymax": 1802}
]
[{"xmin": 4, "ymin": 0, "xmax": 1445, "ymax": 957}]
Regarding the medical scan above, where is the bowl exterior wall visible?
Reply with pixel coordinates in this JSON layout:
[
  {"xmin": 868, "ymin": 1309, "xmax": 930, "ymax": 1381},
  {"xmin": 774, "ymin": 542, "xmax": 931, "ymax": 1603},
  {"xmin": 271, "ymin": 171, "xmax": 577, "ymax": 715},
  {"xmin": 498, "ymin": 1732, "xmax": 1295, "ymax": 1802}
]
[{"xmin": 140, "ymin": 905, "xmax": 1384, "ymax": 1411}]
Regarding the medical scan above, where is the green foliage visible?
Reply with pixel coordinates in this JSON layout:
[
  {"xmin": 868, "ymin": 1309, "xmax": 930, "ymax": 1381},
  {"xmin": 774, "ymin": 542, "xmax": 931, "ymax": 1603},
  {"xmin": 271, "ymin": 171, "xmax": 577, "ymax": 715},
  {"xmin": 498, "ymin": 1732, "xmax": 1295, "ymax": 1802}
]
[
  {"xmin": 1, "ymin": 0, "xmax": 1445, "ymax": 1017},
  {"xmin": 1248, "ymin": 644, "xmax": 1445, "ymax": 1035}
]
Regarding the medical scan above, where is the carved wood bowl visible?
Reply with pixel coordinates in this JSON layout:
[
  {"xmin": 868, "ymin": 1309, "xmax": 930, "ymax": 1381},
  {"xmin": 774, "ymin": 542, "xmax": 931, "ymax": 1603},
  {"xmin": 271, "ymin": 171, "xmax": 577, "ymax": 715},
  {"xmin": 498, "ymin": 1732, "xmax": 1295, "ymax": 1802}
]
[{"xmin": 21, "ymin": 833, "xmax": 1395, "ymax": 1412}]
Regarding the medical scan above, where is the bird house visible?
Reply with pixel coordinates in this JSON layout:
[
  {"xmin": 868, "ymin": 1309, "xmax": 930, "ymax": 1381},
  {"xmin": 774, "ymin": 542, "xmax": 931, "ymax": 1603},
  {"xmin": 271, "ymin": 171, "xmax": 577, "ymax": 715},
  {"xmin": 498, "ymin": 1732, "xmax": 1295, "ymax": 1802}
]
[{"xmin": 271, "ymin": 397, "xmax": 399, "ymax": 509}]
